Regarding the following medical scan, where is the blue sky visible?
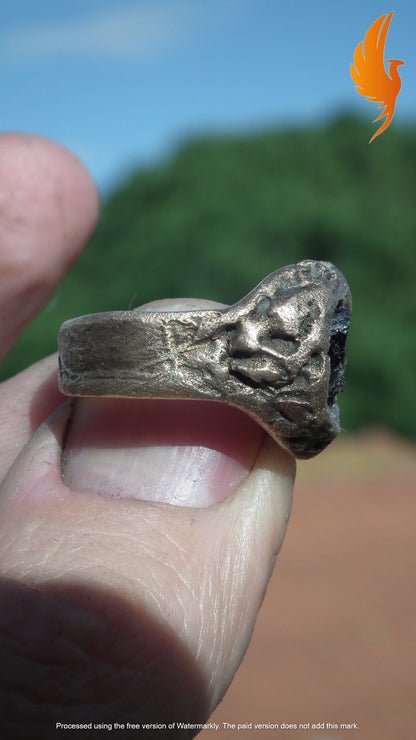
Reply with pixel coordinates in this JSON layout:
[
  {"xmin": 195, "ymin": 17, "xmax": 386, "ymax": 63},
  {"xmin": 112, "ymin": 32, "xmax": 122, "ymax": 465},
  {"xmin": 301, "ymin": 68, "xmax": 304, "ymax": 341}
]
[{"xmin": 1, "ymin": 0, "xmax": 414, "ymax": 193}]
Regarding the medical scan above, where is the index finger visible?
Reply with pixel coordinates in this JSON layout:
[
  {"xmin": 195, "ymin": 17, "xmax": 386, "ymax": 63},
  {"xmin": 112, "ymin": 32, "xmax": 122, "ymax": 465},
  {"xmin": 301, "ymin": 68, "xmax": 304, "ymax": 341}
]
[{"xmin": 0, "ymin": 133, "xmax": 99, "ymax": 363}]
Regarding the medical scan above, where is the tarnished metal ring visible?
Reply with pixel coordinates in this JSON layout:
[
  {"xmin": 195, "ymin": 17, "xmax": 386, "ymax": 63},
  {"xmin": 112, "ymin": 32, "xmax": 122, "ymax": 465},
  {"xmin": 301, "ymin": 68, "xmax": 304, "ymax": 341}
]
[{"xmin": 58, "ymin": 260, "xmax": 351, "ymax": 459}]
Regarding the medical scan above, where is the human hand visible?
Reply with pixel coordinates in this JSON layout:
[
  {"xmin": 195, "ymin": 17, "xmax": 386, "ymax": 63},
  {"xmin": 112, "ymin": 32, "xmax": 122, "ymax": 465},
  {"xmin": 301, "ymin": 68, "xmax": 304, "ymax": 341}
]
[{"xmin": 0, "ymin": 133, "xmax": 295, "ymax": 738}]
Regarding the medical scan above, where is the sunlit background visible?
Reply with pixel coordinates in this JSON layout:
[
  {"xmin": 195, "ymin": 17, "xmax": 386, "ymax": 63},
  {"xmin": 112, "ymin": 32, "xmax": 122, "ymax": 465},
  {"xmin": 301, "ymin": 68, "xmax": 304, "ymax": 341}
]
[
  {"xmin": 1, "ymin": 0, "xmax": 415, "ymax": 192},
  {"xmin": 1, "ymin": 3, "xmax": 415, "ymax": 739}
]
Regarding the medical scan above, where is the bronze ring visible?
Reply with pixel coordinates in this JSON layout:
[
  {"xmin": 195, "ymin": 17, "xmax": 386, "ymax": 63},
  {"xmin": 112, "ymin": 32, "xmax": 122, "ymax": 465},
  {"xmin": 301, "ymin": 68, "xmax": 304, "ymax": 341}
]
[{"xmin": 58, "ymin": 260, "xmax": 352, "ymax": 459}]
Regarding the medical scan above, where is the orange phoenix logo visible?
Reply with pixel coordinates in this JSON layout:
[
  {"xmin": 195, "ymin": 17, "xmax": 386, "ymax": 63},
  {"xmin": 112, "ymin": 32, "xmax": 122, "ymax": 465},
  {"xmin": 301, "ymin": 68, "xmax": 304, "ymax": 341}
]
[{"xmin": 350, "ymin": 12, "xmax": 404, "ymax": 142}]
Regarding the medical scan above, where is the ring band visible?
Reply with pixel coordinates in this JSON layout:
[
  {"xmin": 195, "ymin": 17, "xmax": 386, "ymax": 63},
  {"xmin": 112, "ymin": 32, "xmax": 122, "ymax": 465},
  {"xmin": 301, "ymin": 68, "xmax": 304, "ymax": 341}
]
[{"xmin": 58, "ymin": 260, "xmax": 351, "ymax": 459}]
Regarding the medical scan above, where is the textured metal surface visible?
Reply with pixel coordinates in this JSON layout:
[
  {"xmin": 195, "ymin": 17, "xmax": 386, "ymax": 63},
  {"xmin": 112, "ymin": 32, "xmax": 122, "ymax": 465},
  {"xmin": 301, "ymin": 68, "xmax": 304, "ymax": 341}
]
[{"xmin": 58, "ymin": 260, "xmax": 351, "ymax": 459}]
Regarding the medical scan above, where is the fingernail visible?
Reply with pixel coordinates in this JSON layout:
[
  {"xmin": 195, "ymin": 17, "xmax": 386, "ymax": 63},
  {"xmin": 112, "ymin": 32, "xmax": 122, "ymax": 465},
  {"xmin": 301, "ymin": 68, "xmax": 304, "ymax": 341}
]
[{"xmin": 62, "ymin": 398, "xmax": 264, "ymax": 507}]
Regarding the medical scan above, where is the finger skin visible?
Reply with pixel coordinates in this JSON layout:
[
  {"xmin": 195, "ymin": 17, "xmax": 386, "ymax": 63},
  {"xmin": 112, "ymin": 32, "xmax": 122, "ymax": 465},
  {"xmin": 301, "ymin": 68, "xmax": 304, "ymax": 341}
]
[
  {"xmin": 0, "ymin": 354, "xmax": 64, "ymax": 483},
  {"xmin": 0, "ymin": 400, "xmax": 294, "ymax": 732},
  {"xmin": 0, "ymin": 133, "xmax": 99, "ymax": 362},
  {"xmin": 0, "ymin": 140, "xmax": 296, "ymax": 732}
]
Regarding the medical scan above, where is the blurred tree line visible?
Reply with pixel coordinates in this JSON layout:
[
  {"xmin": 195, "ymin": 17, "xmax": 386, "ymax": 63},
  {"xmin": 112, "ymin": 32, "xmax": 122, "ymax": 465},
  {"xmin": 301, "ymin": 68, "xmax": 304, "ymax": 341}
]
[{"xmin": 1, "ymin": 114, "xmax": 415, "ymax": 439}]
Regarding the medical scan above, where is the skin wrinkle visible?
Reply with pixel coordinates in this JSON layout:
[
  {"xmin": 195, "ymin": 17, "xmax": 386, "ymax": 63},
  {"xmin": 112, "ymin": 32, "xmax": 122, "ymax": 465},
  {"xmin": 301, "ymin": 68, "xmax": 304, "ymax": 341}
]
[
  {"xmin": 0, "ymin": 135, "xmax": 300, "ymax": 731},
  {"xmin": 2, "ymin": 583, "xmax": 186, "ymax": 714},
  {"xmin": 202, "ymin": 584, "xmax": 228, "ymax": 662},
  {"xmin": 38, "ymin": 550, "xmax": 154, "ymax": 609},
  {"xmin": 78, "ymin": 530, "xmax": 185, "ymax": 617},
  {"xmin": 1, "ymin": 330, "xmax": 293, "ymax": 734},
  {"xmin": 7, "ymin": 525, "xmax": 74, "ymax": 582},
  {"xmin": 0, "ymin": 425, "xmax": 293, "ymax": 729},
  {"xmin": 142, "ymin": 565, "xmax": 196, "ymax": 638},
  {"xmin": 156, "ymin": 505, "xmax": 254, "ymax": 652},
  {"xmin": 0, "ymin": 134, "xmax": 236, "ymax": 730},
  {"xmin": 208, "ymin": 483, "xmax": 286, "ymax": 702},
  {"xmin": 2, "ymin": 634, "xmax": 89, "ymax": 674},
  {"xmin": 2, "ymin": 635, "xmax": 168, "ymax": 725},
  {"xmin": 1, "ymin": 514, "xmax": 121, "ymax": 588},
  {"xmin": 1, "ymin": 532, "xmax": 184, "ymax": 684},
  {"xmin": 192, "ymin": 544, "xmax": 241, "ymax": 675},
  {"xmin": 1, "ymin": 598, "xmax": 100, "ymax": 671},
  {"xmin": 107, "ymin": 498, "xmax": 252, "ymax": 700},
  {"xmin": 134, "ymin": 515, "xmax": 188, "ymax": 563}
]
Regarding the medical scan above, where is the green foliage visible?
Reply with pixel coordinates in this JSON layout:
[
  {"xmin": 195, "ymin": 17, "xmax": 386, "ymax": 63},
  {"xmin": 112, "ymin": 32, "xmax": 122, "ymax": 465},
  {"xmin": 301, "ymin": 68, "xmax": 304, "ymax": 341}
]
[{"xmin": 2, "ymin": 114, "xmax": 415, "ymax": 438}]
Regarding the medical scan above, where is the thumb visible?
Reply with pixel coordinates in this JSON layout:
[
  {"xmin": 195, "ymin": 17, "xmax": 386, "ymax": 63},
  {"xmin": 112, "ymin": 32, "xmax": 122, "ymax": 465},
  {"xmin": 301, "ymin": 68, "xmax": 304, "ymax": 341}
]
[{"xmin": 0, "ymin": 358, "xmax": 294, "ymax": 732}]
